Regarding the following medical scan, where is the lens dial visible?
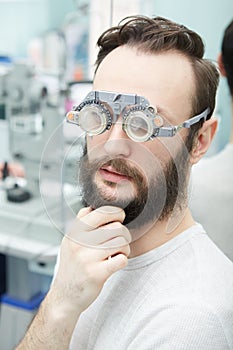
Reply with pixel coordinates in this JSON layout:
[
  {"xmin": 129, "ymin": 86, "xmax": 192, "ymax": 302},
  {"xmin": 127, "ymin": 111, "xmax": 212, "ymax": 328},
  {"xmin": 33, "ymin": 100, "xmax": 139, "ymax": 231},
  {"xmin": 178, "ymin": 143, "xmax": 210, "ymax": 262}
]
[
  {"xmin": 76, "ymin": 101, "xmax": 112, "ymax": 136},
  {"xmin": 123, "ymin": 107, "xmax": 154, "ymax": 142}
]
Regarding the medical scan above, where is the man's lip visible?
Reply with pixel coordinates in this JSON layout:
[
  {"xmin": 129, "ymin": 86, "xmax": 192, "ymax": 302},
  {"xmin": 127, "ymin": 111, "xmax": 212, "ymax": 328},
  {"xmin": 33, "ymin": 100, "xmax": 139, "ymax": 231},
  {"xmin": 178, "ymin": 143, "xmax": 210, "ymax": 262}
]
[{"xmin": 99, "ymin": 166, "xmax": 131, "ymax": 183}]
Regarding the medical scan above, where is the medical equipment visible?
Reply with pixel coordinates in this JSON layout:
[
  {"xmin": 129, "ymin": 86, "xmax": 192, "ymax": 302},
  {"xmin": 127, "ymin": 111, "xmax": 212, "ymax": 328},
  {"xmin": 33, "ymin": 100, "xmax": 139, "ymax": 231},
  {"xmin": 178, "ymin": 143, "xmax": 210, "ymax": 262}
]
[
  {"xmin": 66, "ymin": 90, "xmax": 210, "ymax": 142},
  {"xmin": 5, "ymin": 62, "xmax": 64, "ymax": 197},
  {"xmin": 0, "ymin": 60, "xmax": 89, "ymax": 257}
]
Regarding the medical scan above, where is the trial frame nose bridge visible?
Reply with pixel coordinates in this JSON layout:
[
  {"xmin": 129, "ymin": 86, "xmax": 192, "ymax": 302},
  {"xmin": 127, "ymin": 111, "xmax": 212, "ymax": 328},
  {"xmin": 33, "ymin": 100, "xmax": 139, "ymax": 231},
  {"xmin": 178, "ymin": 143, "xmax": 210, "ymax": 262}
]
[{"xmin": 75, "ymin": 90, "xmax": 152, "ymax": 123}]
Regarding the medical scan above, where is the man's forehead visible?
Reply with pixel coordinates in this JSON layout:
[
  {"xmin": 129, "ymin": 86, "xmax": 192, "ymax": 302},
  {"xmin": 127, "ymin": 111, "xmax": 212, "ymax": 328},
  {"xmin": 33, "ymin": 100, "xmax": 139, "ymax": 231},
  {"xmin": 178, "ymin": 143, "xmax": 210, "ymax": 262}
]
[
  {"xmin": 94, "ymin": 46, "xmax": 194, "ymax": 87},
  {"xmin": 93, "ymin": 46, "xmax": 195, "ymax": 122}
]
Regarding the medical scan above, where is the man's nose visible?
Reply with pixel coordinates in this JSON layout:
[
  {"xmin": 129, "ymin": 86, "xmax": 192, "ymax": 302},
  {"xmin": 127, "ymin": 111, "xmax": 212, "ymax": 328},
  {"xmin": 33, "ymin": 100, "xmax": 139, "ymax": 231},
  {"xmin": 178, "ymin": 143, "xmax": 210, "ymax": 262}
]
[{"xmin": 103, "ymin": 120, "xmax": 132, "ymax": 158}]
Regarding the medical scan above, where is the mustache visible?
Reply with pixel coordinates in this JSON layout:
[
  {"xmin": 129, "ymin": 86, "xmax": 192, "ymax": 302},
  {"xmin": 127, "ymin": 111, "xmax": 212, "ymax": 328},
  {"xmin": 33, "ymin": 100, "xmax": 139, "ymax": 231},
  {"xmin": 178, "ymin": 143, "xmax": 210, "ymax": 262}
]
[
  {"xmin": 82, "ymin": 156, "xmax": 146, "ymax": 184},
  {"xmin": 79, "ymin": 154, "xmax": 150, "ymax": 227},
  {"xmin": 102, "ymin": 159, "xmax": 143, "ymax": 179}
]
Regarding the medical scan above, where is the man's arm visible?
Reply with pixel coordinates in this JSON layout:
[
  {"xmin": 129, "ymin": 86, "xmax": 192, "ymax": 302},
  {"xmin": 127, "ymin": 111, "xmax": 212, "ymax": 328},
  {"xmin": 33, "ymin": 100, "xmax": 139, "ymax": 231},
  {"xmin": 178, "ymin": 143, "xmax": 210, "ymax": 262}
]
[{"xmin": 16, "ymin": 206, "xmax": 130, "ymax": 349}]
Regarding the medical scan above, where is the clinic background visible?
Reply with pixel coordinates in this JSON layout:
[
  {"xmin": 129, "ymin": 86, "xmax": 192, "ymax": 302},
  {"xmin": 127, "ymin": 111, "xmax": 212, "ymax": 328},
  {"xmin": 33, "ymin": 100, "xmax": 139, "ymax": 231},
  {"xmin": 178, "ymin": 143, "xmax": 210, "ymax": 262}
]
[
  {"xmin": 0, "ymin": 1, "xmax": 233, "ymax": 349},
  {"xmin": 0, "ymin": 0, "xmax": 233, "ymax": 160},
  {"xmin": 0, "ymin": 0, "xmax": 233, "ymax": 157}
]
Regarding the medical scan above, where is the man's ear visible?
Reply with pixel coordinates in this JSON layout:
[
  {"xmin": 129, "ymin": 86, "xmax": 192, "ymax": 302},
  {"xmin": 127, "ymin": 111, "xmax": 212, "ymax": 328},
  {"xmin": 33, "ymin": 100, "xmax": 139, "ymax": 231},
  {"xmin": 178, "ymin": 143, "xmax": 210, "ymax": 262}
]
[
  {"xmin": 190, "ymin": 118, "xmax": 218, "ymax": 165},
  {"xmin": 217, "ymin": 53, "xmax": 227, "ymax": 77}
]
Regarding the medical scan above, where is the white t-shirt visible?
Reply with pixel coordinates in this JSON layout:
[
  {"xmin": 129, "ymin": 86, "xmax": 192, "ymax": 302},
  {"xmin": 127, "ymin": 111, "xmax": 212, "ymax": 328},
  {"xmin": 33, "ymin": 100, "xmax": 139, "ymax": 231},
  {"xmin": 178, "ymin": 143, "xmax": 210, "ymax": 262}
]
[
  {"xmin": 69, "ymin": 224, "xmax": 233, "ymax": 349},
  {"xmin": 190, "ymin": 143, "xmax": 233, "ymax": 261}
]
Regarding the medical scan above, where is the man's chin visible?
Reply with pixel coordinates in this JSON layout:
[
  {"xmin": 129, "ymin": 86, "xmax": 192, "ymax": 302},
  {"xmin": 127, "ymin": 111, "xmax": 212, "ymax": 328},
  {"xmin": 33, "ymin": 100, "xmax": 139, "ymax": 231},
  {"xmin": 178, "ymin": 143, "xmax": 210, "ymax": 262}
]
[
  {"xmin": 95, "ymin": 178, "xmax": 136, "ymax": 203},
  {"xmin": 97, "ymin": 190, "xmax": 135, "ymax": 210}
]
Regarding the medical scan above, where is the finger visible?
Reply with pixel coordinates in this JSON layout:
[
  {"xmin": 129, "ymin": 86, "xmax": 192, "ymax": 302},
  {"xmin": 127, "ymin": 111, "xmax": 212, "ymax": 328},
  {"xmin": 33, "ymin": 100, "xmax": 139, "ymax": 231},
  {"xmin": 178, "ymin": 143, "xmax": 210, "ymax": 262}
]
[
  {"xmin": 98, "ymin": 222, "xmax": 131, "ymax": 245},
  {"xmin": 67, "ymin": 220, "xmax": 131, "ymax": 247},
  {"xmin": 80, "ymin": 206, "xmax": 125, "ymax": 229},
  {"xmin": 96, "ymin": 236, "xmax": 130, "ymax": 260},
  {"xmin": 91, "ymin": 236, "xmax": 130, "ymax": 261},
  {"xmin": 77, "ymin": 207, "xmax": 92, "ymax": 219},
  {"xmin": 62, "ymin": 234, "xmax": 130, "ymax": 269}
]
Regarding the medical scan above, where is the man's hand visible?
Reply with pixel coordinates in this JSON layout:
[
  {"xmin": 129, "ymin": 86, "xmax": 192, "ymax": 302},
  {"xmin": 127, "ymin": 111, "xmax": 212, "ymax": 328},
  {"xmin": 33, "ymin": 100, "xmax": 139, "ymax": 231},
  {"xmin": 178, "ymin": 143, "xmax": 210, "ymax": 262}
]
[
  {"xmin": 16, "ymin": 206, "xmax": 130, "ymax": 349},
  {"xmin": 50, "ymin": 205, "xmax": 131, "ymax": 315}
]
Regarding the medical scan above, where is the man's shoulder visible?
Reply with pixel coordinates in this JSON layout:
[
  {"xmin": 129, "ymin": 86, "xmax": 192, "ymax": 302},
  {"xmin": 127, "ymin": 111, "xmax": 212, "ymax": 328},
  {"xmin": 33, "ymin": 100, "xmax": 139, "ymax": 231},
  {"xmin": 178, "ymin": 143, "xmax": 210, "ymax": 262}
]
[
  {"xmin": 147, "ymin": 230, "xmax": 233, "ymax": 310},
  {"xmin": 181, "ymin": 233, "xmax": 233, "ymax": 316},
  {"xmin": 131, "ymin": 288, "xmax": 233, "ymax": 349},
  {"xmin": 189, "ymin": 232, "xmax": 233, "ymax": 285}
]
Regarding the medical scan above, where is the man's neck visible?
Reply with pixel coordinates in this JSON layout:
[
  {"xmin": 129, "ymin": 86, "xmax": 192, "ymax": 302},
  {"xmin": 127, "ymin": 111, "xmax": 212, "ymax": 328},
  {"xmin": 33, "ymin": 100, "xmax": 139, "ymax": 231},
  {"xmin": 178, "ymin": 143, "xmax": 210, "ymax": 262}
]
[{"xmin": 129, "ymin": 208, "xmax": 195, "ymax": 258}]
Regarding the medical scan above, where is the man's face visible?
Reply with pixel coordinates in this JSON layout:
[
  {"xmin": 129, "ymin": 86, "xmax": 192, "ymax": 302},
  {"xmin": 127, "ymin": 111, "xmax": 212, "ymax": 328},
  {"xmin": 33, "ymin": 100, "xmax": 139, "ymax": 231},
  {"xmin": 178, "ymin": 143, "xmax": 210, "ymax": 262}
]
[{"xmin": 79, "ymin": 47, "xmax": 195, "ymax": 236}]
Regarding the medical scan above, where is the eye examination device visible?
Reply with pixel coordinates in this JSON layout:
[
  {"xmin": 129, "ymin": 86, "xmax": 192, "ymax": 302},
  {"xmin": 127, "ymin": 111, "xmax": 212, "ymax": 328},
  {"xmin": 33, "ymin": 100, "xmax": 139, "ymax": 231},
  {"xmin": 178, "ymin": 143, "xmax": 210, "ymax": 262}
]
[{"xmin": 66, "ymin": 90, "xmax": 210, "ymax": 142}]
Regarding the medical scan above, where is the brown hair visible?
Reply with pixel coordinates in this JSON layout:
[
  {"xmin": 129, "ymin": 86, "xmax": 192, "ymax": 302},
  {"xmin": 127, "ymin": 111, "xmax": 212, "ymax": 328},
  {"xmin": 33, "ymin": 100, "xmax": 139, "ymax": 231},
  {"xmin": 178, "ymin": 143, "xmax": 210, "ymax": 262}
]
[{"xmin": 95, "ymin": 16, "xmax": 219, "ymax": 149}]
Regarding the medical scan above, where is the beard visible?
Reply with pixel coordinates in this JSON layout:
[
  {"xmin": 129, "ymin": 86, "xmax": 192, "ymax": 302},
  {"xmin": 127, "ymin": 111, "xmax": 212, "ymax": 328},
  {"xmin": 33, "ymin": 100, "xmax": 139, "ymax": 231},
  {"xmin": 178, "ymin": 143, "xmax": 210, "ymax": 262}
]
[{"xmin": 78, "ymin": 143, "xmax": 190, "ymax": 235}]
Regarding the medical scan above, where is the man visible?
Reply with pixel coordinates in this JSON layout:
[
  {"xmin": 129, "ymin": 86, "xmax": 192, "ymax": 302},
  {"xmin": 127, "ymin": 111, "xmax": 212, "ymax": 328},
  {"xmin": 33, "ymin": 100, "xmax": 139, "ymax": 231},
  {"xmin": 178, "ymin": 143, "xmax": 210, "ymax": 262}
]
[
  {"xmin": 190, "ymin": 20, "xmax": 233, "ymax": 262},
  {"xmin": 17, "ymin": 16, "xmax": 233, "ymax": 349}
]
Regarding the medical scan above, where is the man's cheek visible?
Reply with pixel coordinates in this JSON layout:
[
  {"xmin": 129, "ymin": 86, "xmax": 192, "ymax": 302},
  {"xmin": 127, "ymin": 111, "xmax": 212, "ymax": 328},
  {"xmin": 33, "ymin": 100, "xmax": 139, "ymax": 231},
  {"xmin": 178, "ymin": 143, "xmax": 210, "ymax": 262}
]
[{"xmin": 86, "ymin": 137, "xmax": 106, "ymax": 160}]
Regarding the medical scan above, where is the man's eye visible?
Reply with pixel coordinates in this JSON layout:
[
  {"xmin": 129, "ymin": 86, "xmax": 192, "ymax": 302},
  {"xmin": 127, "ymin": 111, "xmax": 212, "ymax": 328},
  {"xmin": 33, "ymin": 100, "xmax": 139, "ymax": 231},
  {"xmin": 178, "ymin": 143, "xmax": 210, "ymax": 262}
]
[{"xmin": 130, "ymin": 116, "xmax": 148, "ymax": 131}]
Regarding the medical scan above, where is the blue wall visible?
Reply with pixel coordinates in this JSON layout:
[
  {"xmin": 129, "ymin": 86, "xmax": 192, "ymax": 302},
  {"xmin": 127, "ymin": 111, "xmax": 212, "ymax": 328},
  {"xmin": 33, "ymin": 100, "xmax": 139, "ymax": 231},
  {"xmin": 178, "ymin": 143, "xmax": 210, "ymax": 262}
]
[{"xmin": 0, "ymin": 0, "xmax": 74, "ymax": 57}]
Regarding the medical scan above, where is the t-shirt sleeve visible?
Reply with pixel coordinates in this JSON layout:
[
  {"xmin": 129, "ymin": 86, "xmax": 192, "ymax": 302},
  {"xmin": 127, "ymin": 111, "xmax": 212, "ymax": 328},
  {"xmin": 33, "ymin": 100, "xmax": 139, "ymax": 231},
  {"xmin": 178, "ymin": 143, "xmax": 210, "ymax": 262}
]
[{"xmin": 127, "ymin": 304, "xmax": 231, "ymax": 350}]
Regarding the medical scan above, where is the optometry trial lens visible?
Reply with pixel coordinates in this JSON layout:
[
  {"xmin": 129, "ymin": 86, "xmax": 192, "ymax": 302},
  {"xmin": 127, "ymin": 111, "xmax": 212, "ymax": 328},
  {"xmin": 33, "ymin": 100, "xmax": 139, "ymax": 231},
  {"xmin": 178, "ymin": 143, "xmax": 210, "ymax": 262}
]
[{"xmin": 66, "ymin": 91, "xmax": 210, "ymax": 142}]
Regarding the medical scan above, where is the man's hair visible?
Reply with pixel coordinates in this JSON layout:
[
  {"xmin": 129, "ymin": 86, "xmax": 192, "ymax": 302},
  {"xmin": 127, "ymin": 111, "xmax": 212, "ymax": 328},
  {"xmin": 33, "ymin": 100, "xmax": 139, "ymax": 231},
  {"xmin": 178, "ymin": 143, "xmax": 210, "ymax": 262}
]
[
  {"xmin": 95, "ymin": 16, "xmax": 219, "ymax": 150},
  {"xmin": 222, "ymin": 19, "xmax": 233, "ymax": 96}
]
